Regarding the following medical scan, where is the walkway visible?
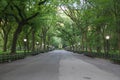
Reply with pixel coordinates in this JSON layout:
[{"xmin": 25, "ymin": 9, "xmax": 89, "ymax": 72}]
[{"xmin": 0, "ymin": 50, "xmax": 120, "ymax": 80}]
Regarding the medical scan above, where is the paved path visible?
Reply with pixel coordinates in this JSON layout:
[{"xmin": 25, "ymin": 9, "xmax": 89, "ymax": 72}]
[{"xmin": 0, "ymin": 50, "xmax": 120, "ymax": 80}]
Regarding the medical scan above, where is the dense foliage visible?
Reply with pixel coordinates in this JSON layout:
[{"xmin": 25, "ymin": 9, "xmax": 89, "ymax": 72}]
[{"xmin": 0, "ymin": 0, "xmax": 120, "ymax": 62}]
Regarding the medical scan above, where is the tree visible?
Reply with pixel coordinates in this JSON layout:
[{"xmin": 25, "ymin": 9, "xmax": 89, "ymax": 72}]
[
  {"xmin": 2, "ymin": 0, "xmax": 47, "ymax": 54},
  {"xmin": 0, "ymin": 17, "xmax": 12, "ymax": 52}
]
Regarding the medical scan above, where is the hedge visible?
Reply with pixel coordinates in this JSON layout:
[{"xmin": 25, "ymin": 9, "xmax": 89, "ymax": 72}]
[
  {"xmin": 0, "ymin": 53, "xmax": 26, "ymax": 63},
  {"xmin": 111, "ymin": 58, "xmax": 120, "ymax": 64}
]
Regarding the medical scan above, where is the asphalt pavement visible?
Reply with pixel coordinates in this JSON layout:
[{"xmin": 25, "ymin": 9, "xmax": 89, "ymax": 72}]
[{"xmin": 0, "ymin": 50, "xmax": 120, "ymax": 80}]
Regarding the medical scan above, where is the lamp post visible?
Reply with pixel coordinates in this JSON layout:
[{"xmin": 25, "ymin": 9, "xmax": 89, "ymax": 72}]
[
  {"xmin": 78, "ymin": 43, "xmax": 80, "ymax": 52},
  {"xmin": 105, "ymin": 35, "xmax": 110, "ymax": 58},
  {"xmin": 36, "ymin": 42, "xmax": 39, "ymax": 53},
  {"xmin": 42, "ymin": 43, "xmax": 44, "ymax": 51},
  {"xmin": 23, "ymin": 39, "xmax": 27, "ymax": 55}
]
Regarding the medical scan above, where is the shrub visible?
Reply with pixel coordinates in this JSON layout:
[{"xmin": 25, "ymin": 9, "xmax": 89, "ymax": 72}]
[
  {"xmin": 111, "ymin": 58, "xmax": 120, "ymax": 64},
  {"xmin": 31, "ymin": 52, "xmax": 39, "ymax": 56},
  {"xmin": 0, "ymin": 53, "xmax": 26, "ymax": 63},
  {"xmin": 84, "ymin": 52, "xmax": 95, "ymax": 58}
]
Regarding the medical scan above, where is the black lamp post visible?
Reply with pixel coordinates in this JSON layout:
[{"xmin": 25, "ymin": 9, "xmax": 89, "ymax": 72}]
[
  {"xmin": 78, "ymin": 43, "xmax": 80, "ymax": 52},
  {"xmin": 105, "ymin": 35, "xmax": 110, "ymax": 58},
  {"xmin": 23, "ymin": 39, "xmax": 27, "ymax": 55},
  {"xmin": 36, "ymin": 42, "xmax": 39, "ymax": 53}
]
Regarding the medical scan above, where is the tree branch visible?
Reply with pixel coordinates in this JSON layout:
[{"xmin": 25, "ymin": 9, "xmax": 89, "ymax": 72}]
[
  {"xmin": 26, "ymin": 12, "xmax": 39, "ymax": 22},
  {"xmin": 2, "ymin": 1, "xmax": 11, "ymax": 12},
  {"xmin": 5, "ymin": 13, "xmax": 19, "ymax": 23},
  {"xmin": 38, "ymin": 0, "xmax": 47, "ymax": 5},
  {"xmin": 13, "ymin": 4, "xmax": 24, "ymax": 20}
]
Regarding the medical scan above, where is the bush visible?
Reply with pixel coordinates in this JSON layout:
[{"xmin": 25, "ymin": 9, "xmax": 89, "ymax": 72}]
[
  {"xmin": 111, "ymin": 58, "xmax": 120, "ymax": 64},
  {"xmin": 0, "ymin": 53, "xmax": 26, "ymax": 63},
  {"xmin": 31, "ymin": 52, "xmax": 39, "ymax": 56},
  {"xmin": 39, "ymin": 50, "xmax": 46, "ymax": 53},
  {"xmin": 84, "ymin": 52, "xmax": 95, "ymax": 58}
]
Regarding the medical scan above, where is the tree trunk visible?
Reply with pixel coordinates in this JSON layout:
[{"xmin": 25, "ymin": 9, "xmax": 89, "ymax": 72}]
[
  {"xmin": 2, "ymin": 26, "xmax": 11, "ymax": 52},
  {"xmin": 118, "ymin": 28, "xmax": 120, "ymax": 54},
  {"xmin": 84, "ymin": 32, "xmax": 87, "ymax": 52},
  {"xmin": 116, "ymin": 20, "xmax": 120, "ymax": 54},
  {"xmin": 26, "ymin": 35, "xmax": 30, "ymax": 52},
  {"xmin": 3, "ymin": 36, "xmax": 8, "ymax": 52},
  {"xmin": 40, "ymin": 36, "xmax": 43, "ymax": 50},
  {"xmin": 32, "ymin": 30, "xmax": 35, "ymax": 52},
  {"xmin": 103, "ymin": 38, "xmax": 106, "ymax": 53},
  {"xmin": 81, "ymin": 36, "xmax": 84, "ymax": 51},
  {"xmin": 10, "ymin": 25, "xmax": 23, "ymax": 54},
  {"xmin": 96, "ymin": 26, "xmax": 101, "ymax": 53},
  {"xmin": 18, "ymin": 41, "xmax": 22, "ymax": 51},
  {"xmin": 43, "ymin": 36, "xmax": 46, "ymax": 51}
]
